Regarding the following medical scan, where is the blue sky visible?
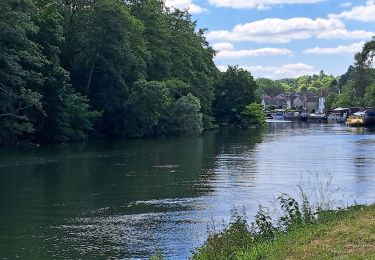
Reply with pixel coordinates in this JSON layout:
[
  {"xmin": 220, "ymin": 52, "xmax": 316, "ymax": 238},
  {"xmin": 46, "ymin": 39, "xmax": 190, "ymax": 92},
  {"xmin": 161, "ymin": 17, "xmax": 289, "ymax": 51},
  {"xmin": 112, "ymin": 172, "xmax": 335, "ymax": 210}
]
[{"xmin": 166, "ymin": 0, "xmax": 375, "ymax": 79}]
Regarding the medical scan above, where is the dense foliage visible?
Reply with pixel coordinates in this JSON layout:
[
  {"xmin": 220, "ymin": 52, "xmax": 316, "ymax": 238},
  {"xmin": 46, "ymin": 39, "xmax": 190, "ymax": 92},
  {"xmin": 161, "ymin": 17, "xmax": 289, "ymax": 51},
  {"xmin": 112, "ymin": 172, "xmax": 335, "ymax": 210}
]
[
  {"xmin": 213, "ymin": 66, "xmax": 258, "ymax": 125},
  {"xmin": 240, "ymin": 102, "xmax": 266, "ymax": 127},
  {"xmin": 257, "ymin": 71, "xmax": 337, "ymax": 98},
  {"xmin": 0, "ymin": 0, "xmax": 230, "ymax": 145}
]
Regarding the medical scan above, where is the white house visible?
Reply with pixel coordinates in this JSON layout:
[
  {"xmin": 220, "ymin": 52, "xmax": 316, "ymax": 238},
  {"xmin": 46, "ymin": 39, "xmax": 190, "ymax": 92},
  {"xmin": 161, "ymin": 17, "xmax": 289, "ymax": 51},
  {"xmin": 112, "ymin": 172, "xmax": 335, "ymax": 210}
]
[{"xmin": 318, "ymin": 97, "xmax": 325, "ymax": 114}]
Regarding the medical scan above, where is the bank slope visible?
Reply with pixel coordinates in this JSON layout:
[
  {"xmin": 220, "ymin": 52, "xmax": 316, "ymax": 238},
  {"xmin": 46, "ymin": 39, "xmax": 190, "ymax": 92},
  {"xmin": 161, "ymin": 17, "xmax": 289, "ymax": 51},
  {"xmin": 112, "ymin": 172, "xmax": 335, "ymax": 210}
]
[{"xmin": 238, "ymin": 205, "xmax": 375, "ymax": 259}]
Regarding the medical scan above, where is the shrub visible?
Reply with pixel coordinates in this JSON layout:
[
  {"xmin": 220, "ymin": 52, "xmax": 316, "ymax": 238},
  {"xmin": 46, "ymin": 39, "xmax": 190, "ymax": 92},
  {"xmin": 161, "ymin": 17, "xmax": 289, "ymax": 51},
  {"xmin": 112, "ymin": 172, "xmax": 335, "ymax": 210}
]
[{"xmin": 240, "ymin": 102, "xmax": 266, "ymax": 127}]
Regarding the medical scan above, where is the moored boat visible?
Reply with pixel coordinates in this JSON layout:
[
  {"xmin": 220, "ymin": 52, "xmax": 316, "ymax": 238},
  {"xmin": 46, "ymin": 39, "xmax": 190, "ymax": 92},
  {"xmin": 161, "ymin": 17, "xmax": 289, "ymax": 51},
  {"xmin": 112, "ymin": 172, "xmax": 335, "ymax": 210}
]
[
  {"xmin": 265, "ymin": 112, "xmax": 273, "ymax": 119},
  {"xmin": 364, "ymin": 110, "xmax": 375, "ymax": 126},
  {"xmin": 284, "ymin": 111, "xmax": 302, "ymax": 121},
  {"xmin": 346, "ymin": 113, "xmax": 365, "ymax": 127},
  {"xmin": 307, "ymin": 113, "xmax": 327, "ymax": 123},
  {"xmin": 272, "ymin": 111, "xmax": 284, "ymax": 120}
]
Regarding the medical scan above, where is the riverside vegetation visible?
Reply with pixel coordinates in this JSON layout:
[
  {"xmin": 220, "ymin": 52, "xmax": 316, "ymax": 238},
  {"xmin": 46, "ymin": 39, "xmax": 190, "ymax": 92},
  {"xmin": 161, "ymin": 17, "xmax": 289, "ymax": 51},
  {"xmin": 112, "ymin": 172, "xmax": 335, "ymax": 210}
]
[
  {"xmin": 191, "ymin": 180, "xmax": 375, "ymax": 260},
  {"xmin": 192, "ymin": 204, "xmax": 375, "ymax": 259},
  {"xmin": 0, "ymin": 0, "xmax": 263, "ymax": 145},
  {"xmin": 1, "ymin": 0, "xmax": 375, "ymax": 145}
]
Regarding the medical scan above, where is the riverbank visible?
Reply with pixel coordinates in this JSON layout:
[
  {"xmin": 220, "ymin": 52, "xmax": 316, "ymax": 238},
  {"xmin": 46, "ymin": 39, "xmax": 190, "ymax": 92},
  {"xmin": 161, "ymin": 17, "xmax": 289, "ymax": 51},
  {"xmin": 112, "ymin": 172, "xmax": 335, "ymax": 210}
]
[{"xmin": 192, "ymin": 204, "xmax": 375, "ymax": 259}]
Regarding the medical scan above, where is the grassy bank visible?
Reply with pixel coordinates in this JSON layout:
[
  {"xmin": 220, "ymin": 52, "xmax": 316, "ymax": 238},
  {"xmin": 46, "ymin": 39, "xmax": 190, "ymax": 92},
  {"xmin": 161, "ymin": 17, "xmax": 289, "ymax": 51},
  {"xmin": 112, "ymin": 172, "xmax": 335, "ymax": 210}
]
[{"xmin": 193, "ymin": 204, "xmax": 375, "ymax": 259}]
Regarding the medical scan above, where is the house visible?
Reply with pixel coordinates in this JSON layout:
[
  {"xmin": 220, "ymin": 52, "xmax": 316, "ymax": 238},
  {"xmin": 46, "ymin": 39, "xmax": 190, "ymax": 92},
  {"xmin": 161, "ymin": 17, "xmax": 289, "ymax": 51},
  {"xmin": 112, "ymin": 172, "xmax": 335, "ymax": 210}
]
[
  {"xmin": 262, "ymin": 94, "xmax": 288, "ymax": 109},
  {"xmin": 291, "ymin": 95, "xmax": 306, "ymax": 109},
  {"xmin": 274, "ymin": 94, "xmax": 288, "ymax": 108},
  {"xmin": 262, "ymin": 95, "xmax": 275, "ymax": 108},
  {"xmin": 306, "ymin": 96, "xmax": 319, "ymax": 112},
  {"xmin": 263, "ymin": 92, "xmax": 327, "ymax": 113}
]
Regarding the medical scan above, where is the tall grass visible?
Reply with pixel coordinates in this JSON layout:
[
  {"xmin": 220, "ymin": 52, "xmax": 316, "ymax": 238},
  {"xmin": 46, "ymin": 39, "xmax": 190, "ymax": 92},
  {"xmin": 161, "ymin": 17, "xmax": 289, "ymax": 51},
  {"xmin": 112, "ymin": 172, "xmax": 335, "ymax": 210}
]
[
  {"xmin": 191, "ymin": 172, "xmax": 347, "ymax": 259},
  {"xmin": 150, "ymin": 173, "xmax": 355, "ymax": 259}
]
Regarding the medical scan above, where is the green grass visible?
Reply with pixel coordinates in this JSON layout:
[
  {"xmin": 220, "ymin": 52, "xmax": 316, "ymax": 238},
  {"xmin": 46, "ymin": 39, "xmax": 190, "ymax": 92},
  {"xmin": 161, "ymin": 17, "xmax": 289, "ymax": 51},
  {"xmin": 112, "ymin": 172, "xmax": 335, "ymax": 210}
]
[{"xmin": 193, "ymin": 205, "xmax": 375, "ymax": 259}]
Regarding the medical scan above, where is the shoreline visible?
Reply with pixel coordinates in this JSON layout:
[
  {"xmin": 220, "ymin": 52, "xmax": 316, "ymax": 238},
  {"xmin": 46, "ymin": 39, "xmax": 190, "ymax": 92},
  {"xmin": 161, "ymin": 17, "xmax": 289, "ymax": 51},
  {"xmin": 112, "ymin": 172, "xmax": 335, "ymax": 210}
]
[{"xmin": 192, "ymin": 204, "xmax": 375, "ymax": 259}]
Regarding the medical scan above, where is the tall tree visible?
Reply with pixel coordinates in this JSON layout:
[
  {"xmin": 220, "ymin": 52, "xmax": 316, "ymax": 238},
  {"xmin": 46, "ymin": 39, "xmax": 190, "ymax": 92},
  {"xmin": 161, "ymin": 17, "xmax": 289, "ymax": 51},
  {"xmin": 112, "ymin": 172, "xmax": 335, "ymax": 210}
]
[
  {"xmin": 129, "ymin": 0, "xmax": 172, "ymax": 80},
  {"xmin": 61, "ymin": 0, "xmax": 148, "ymax": 137},
  {"xmin": 32, "ymin": 0, "xmax": 71, "ymax": 142},
  {"xmin": 360, "ymin": 36, "xmax": 375, "ymax": 65},
  {"xmin": 0, "ymin": 0, "xmax": 45, "ymax": 144},
  {"xmin": 213, "ymin": 66, "xmax": 258, "ymax": 124},
  {"xmin": 364, "ymin": 83, "xmax": 375, "ymax": 107},
  {"xmin": 168, "ymin": 11, "xmax": 218, "ymax": 128}
]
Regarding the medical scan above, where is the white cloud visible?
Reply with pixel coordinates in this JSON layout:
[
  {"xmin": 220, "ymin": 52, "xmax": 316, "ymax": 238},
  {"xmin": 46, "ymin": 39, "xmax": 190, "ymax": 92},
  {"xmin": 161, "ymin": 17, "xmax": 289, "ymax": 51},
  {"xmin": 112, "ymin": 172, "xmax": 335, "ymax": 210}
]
[
  {"xmin": 303, "ymin": 41, "xmax": 365, "ymax": 54},
  {"xmin": 316, "ymin": 29, "xmax": 374, "ymax": 40},
  {"xmin": 206, "ymin": 17, "xmax": 373, "ymax": 43},
  {"xmin": 256, "ymin": 4, "xmax": 272, "ymax": 10},
  {"xmin": 330, "ymin": 1, "xmax": 375, "ymax": 22},
  {"xmin": 339, "ymin": 2, "xmax": 352, "ymax": 8},
  {"xmin": 207, "ymin": 0, "xmax": 324, "ymax": 9},
  {"xmin": 213, "ymin": 42, "xmax": 235, "ymax": 50},
  {"xmin": 217, "ymin": 63, "xmax": 318, "ymax": 78},
  {"xmin": 246, "ymin": 63, "xmax": 318, "ymax": 78},
  {"xmin": 215, "ymin": 47, "xmax": 293, "ymax": 58},
  {"xmin": 165, "ymin": 0, "xmax": 208, "ymax": 13}
]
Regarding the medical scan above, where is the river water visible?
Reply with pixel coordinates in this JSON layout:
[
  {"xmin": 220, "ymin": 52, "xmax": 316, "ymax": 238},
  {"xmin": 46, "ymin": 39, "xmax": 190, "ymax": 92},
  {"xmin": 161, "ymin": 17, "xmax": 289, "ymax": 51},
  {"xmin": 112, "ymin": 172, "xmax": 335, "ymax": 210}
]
[{"xmin": 0, "ymin": 122, "xmax": 374, "ymax": 259}]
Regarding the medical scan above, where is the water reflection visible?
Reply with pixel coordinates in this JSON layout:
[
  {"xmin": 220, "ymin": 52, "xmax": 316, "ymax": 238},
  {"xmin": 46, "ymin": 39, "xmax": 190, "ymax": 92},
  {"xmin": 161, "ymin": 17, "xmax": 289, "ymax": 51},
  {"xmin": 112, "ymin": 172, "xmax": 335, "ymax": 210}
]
[{"xmin": 0, "ymin": 123, "xmax": 374, "ymax": 259}]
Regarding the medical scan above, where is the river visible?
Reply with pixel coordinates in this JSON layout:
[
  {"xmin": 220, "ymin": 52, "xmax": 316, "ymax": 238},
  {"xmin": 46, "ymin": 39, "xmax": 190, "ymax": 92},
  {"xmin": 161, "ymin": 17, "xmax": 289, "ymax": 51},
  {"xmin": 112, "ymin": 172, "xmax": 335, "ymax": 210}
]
[{"xmin": 0, "ymin": 122, "xmax": 374, "ymax": 259}]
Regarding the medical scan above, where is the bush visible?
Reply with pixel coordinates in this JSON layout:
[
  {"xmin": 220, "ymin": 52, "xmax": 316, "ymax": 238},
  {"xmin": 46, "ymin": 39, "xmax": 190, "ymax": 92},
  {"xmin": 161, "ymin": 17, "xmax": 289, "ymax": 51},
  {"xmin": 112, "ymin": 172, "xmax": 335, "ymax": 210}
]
[
  {"xmin": 167, "ymin": 94, "xmax": 203, "ymax": 135},
  {"xmin": 240, "ymin": 102, "xmax": 266, "ymax": 127}
]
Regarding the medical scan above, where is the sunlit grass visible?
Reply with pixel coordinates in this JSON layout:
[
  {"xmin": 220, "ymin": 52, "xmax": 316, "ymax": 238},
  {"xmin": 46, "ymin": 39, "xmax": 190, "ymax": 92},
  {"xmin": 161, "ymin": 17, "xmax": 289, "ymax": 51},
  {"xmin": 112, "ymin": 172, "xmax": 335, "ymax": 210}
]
[
  {"xmin": 237, "ymin": 205, "xmax": 375, "ymax": 259},
  {"xmin": 189, "ymin": 205, "xmax": 375, "ymax": 259}
]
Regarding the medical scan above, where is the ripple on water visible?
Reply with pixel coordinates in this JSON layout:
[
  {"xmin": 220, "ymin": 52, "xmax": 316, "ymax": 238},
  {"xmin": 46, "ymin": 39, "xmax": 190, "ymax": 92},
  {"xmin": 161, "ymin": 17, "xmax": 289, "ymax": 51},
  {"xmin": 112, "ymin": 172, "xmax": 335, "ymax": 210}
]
[{"xmin": 0, "ymin": 123, "xmax": 375, "ymax": 259}]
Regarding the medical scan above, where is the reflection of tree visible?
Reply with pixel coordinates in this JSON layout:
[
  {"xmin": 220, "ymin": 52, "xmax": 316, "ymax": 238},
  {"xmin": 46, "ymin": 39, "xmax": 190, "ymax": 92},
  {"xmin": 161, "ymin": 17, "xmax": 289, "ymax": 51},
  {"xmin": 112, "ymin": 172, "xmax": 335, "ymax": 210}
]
[
  {"xmin": 198, "ymin": 127, "xmax": 265, "ymax": 186},
  {"xmin": 0, "ymin": 128, "xmax": 266, "ymax": 259}
]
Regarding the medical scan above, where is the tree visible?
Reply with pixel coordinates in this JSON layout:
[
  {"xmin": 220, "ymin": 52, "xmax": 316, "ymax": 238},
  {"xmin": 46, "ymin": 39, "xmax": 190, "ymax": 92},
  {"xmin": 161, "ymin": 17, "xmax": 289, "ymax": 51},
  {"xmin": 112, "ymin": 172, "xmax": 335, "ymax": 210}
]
[
  {"xmin": 0, "ymin": 0, "xmax": 45, "ymax": 144},
  {"xmin": 124, "ymin": 80, "xmax": 170, "ymax": 137},
  {"xmin": 165, "ymin": 78, "xmax": 193, "ymax": 100},
  {"xmin": 331, "ymin": 80, "xmax": 360, "ymax": 108},
  {"xmin": 325, "ymin": 93, "xmax": 338, "ymax": 110},
  {"xmin": 0, "ymin": 0, "xmax": 222, "ymax": 145},
  {"xmin": 166, "ymin": 10, "xmax": 218, "ymax": 129},
  {"xmin": 241, "ymin": 102, "xmax": 266, "ymax": 127},
  {"xmin": 129, "ymin": 0, "xmax": 172, "ymax": 80},
  {"xmin": 364, "ymin": 83, "xmax": 375, "ymax": 107},
  {"xmin": 256, "ymin": 78, "xmax": 285, "ymax": 97},
  {"xmin": 360, "ymin": 36, "xmax": 375, "ymax": 66},
  {"xmin": 353, "ymin": 52, "xmax": 374, "ymax": 98},
  {"xmin": 167, "ymin": 94, "xmax": 203, "ymax": 135},
  {"xmin": 213, "ymin": 66, "xmax": 258, "ymax": 124},
  {"xmin": 61, "ymin": 0, "xmax": 148, "ymax": 137},
  {"xmin": 61, "ymin": 89, "xmax": 101, "ymax": 140}
]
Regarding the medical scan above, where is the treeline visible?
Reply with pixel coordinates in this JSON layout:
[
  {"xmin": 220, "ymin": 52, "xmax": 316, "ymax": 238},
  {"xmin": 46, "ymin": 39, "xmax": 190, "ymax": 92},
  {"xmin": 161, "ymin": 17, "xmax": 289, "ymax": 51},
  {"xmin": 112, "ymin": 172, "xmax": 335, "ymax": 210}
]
[
  {"xmin": 257, "ymin": 37, "xmax": 375, "ymax": 111},
  {"xmin": 0, "ymin": 0, "xmax": 261, "ymax": 145},
  {"xmin": 256, "ymin": 71, "xmax": 337, "ymax": 97}
]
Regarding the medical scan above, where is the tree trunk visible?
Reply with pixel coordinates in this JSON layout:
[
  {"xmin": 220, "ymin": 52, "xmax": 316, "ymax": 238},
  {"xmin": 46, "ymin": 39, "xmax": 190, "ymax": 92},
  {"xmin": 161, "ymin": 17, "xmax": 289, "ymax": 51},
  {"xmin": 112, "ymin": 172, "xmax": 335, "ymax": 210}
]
[{"xmin": 86, "ymin": 61, "xmax": 95, "ymax": 95}]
